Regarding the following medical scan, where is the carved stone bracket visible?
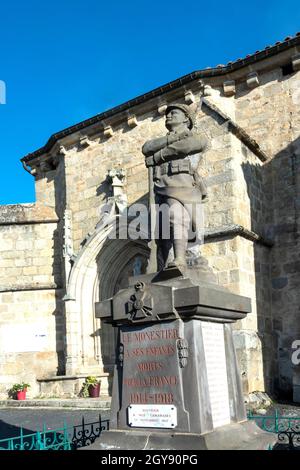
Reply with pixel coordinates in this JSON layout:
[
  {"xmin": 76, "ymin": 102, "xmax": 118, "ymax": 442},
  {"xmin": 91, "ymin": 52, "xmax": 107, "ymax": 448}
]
[
  {"xmin": 223, "ymin": 80, "xmax": 236, "ymax": 97},
  {"xmin": 29, "ymin": 167, "xmax": 38, "ymax": 176},
  {"xmin": 59, "ymin": 145, "xmax": 68, "ymax": 156},
  {"xmin": 184, "ymin": 90, "xmax": 196, "ymax": 104},
  {"xmin": 127, "ymin": 114, "xmax": 138, "ymax": 128},
  {"xmin": 104, "ymin": 125, "xmax": 114, "ymax": 138},
  {"xmin": 292, "ymin": 53, "xmax": 300, "ymax": 72},
  {"xmin": 39, "ymin": 159, "xmax": 57, "ymax": 174},
  {"xmin": 247, "ymin": 72, "xmax": 259, "ymax": 88},
  {"xmin": 79, "ymin": 135, "xmax": 95, "ymax": 149},
  {"xmin": 30, "ymin": 151, "xmax": 61, "ymax": 176}
]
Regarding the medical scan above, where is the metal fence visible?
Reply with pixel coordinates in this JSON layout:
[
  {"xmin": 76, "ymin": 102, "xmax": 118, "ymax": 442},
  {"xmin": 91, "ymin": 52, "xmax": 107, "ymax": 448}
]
[
  {"xmin": 248, "ymin": 410, "xmax": 300, "ymax": 450},
  {"xmin": 2, "ymin": 411, "xmax": 300, "ymax": 450},
  {"xmin": 0, "ymin": 414, "xmax": 109, "ymax": 451}
]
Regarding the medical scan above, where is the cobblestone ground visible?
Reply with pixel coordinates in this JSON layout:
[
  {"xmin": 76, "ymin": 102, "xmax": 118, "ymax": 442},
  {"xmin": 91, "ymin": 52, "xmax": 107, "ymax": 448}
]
[{"xmin": 0, "ymin": 409, "xmax": 110, "ymax": 440}]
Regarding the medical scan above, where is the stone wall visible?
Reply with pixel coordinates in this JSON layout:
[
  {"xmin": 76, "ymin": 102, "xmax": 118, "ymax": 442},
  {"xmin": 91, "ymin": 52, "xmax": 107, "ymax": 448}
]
[
  {"xmin": 61, "ymin": 109, "xmax": 163, "ymax": 252},
  {"xmin": 0, "ymin": 223, "xmax": 61, "ymax": 289},
  {"xmin": 0, "ymin": 289, "xmax": 63, "ymax": 398},
  {"xmin": 0, "ymin": 204, "xmax": 64, "ymax": 398},
  {"xmin": 234, "ymin": 67, "xmax": 300, "ymax": 397}
]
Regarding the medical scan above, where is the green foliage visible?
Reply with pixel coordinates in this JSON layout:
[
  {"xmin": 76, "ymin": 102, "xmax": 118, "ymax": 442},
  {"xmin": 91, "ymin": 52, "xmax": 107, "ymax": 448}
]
[
  {"xmin": 11, "ymin": 382, "xmax": 30, "ymax": 392},
  {"xmin": 80, "ymin": 376, "xmax": 101, "ymax": 398},
  {"xmin": 85, "ymin": 376, "xmax": 99, "ymax": 386}
]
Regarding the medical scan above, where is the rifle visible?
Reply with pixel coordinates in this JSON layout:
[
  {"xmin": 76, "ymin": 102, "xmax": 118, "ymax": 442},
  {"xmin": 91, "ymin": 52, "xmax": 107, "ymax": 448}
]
[{"xmin": 146, "ymin": 166, "xmax": 157, "ymax": 273}]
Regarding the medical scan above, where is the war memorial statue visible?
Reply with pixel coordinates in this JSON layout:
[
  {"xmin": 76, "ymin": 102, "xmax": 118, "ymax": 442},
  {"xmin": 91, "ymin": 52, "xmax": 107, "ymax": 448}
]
[
  {"xmin": 84, "ymin": 102, "xmax": 276, "ymax": 451},
  {"xmin": 142, "ymin": 104, "xmax": 207, "ymax": 269}
]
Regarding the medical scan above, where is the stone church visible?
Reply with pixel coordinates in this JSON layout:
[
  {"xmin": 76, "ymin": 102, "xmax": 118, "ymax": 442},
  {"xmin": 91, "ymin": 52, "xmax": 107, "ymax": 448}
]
[{"xmin": 1, "ymin": 33, "xmax": 300, "ymax": 402}]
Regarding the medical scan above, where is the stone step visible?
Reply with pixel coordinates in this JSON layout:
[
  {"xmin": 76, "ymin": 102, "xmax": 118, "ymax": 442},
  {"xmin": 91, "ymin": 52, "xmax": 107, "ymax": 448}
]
[{"xmin": 0, "ymin": 398, "xmax": 111, "ymax": 409}]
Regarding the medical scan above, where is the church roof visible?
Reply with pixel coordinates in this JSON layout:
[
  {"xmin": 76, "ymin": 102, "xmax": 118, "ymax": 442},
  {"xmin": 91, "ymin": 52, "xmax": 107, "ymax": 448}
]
[{"xmin": 21, "ymin": 32, "xmax": 300, "ymax": 164}]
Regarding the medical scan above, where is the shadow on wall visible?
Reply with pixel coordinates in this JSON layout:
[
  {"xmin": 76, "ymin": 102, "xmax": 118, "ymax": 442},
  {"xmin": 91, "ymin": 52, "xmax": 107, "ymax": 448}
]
[{"xmin": 242, "ymin": 134, "xmax": 300, "ymax": 400}]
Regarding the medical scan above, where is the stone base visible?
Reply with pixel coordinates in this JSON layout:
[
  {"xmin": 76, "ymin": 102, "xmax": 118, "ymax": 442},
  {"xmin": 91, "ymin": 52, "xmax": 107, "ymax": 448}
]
[
  {"xmin": 0, "ymin": 398, "xmax": 111, "ymax": 409},
  {"xmin": 80, "ymin": 421, "xmax": 277, "ymax": 450},
  {"xmin": 37, "ymin": 373, "xmax": 110, "ymax": 398}
]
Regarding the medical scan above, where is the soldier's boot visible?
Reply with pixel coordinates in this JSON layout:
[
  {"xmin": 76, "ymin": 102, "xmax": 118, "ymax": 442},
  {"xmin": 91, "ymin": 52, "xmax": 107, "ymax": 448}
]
[
  {"xmin": 167, "ymin": 200, "xmax": 189, "ymax": 268},
  {"xmin": 157, "ymin": 239, "xmax": 172, "ymax": 270},
  {"xmin": 169, "ymin": 238, "xmax": 187, "ymax": 268}
]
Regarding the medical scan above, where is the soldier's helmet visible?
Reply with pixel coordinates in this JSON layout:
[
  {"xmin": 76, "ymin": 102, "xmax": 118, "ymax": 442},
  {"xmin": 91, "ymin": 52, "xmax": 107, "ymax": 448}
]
[{"xmin": 165, "ymin": 103, "xmax": 195, "ymax": 130}]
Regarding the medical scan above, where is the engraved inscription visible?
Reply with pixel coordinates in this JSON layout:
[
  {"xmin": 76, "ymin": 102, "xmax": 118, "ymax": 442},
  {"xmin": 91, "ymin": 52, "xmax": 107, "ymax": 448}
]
[
  {"xmin": 121, "ymin": 324, "xmax": 182, "ymax": 414},
  {"xmin": 202, "ymin": 322, "xmax": 230, "ymax": 428}
]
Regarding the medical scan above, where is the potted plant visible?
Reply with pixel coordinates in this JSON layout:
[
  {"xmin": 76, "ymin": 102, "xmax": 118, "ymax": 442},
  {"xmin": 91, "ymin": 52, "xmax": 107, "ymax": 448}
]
[
  {"xmin": 11, "ymin": 382, "xmax": 30, "ymax": 400},
  {"xmin": 81, "ymin": 376, "xmax": 101, "ymax": 398}
]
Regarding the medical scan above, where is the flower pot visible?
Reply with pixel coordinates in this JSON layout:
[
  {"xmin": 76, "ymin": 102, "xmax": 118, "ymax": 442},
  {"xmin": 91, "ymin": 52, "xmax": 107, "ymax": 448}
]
[
  {"xmin": 88, "ymin": 383, "xmax": 100, "ymax": 398},
  {"xmin": 16, "ymin": 390, "xmax": 26, "ymax": 400}
]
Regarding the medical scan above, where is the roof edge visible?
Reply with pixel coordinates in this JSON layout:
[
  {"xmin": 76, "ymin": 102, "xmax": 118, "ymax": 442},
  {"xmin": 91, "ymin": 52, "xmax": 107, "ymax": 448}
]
[{"xmin": 22, "ymin": 33, "xmax": 300, "ymax": 163}]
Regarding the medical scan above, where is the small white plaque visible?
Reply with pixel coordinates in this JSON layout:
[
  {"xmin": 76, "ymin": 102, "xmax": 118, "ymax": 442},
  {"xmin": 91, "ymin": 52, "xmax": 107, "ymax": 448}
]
[{"xmin": 128, "ymin": 404, "xmax": 177, "ymax": 429}]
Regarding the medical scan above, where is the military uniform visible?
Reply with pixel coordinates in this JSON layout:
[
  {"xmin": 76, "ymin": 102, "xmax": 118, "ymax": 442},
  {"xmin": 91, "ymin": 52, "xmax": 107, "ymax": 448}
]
[{"xmin": 142, "ymin": 104, "xmax": 207, "ymax": 267}]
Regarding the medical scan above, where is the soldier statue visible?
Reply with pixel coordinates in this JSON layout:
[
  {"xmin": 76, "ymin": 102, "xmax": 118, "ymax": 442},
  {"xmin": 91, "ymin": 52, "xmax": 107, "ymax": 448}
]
[{"xmin": 142, "ymin": 103, "xmax": 207, "ymax": 269}]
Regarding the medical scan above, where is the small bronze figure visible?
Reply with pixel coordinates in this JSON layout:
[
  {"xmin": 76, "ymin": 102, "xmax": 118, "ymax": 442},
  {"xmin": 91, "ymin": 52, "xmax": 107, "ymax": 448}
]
[{"xmin": 142, "ymin": 103, "xmax": 207, "ymax": 269}]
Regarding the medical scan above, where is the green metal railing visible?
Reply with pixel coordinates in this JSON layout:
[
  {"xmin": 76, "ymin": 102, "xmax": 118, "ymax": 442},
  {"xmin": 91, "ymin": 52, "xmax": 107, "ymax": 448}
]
[
  {"xmin": 248, "ymin": 410, "xmax": 300, "ymax": 449},
  {"xmin": 0, "ymin": 414, "xmax": 109, "ymax": 451},
  {"xmin": 0, "ymin": 423, "xmax": 71, "ymax": 450},
  {"xmin": 247, "ymin": 410, "xmax": 300, "ymax": 433}
]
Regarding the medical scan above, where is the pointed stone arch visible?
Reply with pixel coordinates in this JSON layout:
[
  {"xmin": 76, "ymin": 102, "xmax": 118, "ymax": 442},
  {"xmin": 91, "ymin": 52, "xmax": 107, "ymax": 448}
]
[{"xmin": 64, "ymin": 216, "xmax": 149, "ymax": 386}]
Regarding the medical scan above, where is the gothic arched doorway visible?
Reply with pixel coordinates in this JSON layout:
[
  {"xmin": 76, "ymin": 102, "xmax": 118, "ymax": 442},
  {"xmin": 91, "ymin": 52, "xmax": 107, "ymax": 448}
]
[{"xmin": 65, "ymin": 217, "xmax": 149, "ymax": 395}]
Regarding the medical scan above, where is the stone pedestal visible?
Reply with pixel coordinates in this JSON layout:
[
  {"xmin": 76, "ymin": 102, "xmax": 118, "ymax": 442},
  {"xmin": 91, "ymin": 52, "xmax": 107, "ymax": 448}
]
[
  {"xmin": 83, "ymin": 268, "xmax": 276, "ymax": 450},
  {"xmin": 108, "ymin": 318, "xmax": 245, "ymax": 435},
  {"xmin": 84, "ymin": 421, "xmax": 275, "ymax": 450}
]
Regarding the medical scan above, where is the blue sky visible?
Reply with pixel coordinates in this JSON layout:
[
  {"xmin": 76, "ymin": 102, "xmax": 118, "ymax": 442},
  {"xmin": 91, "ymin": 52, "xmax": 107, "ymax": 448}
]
[{"xmin": 0, "ymin": 0, "xmax": 299, "ymax": 204}]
